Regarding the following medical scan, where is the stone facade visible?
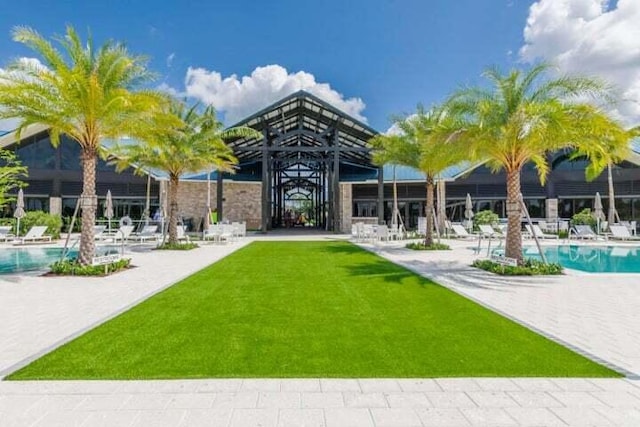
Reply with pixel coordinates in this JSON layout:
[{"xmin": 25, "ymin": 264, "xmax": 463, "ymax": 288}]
[
  {"xmin": 339, "ymin": 183, "xmax": 353, "ymax": 233},
  {"xmin": 174, "ymin": 180, "xmax": 262, "ymax": 231}
]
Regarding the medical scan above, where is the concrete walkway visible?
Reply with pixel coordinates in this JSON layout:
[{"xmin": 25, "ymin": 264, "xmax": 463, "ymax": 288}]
[{"xmin": 2, "ymin": 235, "xmax": 640, "ymax": 425}]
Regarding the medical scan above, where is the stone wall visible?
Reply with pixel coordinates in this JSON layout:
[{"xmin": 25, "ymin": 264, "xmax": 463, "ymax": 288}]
[
  {"xmin": 175, "ymin": 181, "xmax": 262, "ymax": 231},
  {"xmin": 339, "ymin": 183, "xmax": 353, "ymax": 233}
]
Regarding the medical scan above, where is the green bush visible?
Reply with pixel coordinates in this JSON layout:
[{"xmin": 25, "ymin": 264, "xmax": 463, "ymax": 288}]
[
  {"xmin": 405, "ymin": 242, "xmax": 451, "ymax": 250},
  {"xmin": 473, "ymin": 210, "xmax": 499, "ymax": 231},
  {"xmin": 20, "ymin": 211, "xmax": 63, "ymax": 239},
  {"xmin": 472, "ymin": 259, "xmax": 563, "ymax": 276},
  {"xmin": 0, "ymin": 217, "xmax": 16, "ymax": 228},
  {"xmin": 571, "ymin": 208, "xmax": 597, "ymax": 228},
  {"xmin": 49, "ymin": 258, "xmax": 131, "ymax": 276},
  {"xmin": 156, "ymin": 242, "xmax": 199, "ymax": 250}
]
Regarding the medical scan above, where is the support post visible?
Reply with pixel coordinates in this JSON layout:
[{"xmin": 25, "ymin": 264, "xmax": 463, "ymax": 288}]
[
  {"xmin": 332, "ymin": 132, "xmax": 340, "ymax": 232},
  {"xmin": 377, "ymin": 166, "xmax": 384, "ymax": 225},
  {"xmin": 216, "ymin": 171, "xmax": 223, "ymax": 222},
  {"xmin": 261, "ymin": 130, "xmax": 270, "ymax": 233}
]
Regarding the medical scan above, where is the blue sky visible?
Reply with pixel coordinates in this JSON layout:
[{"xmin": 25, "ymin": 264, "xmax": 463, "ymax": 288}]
[{"xmin": 1, "ymin": 0, "xmax": 638, "ymax": 130}]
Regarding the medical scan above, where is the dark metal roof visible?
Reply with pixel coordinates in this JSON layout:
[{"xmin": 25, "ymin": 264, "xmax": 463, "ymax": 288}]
[{"xmin": 225, "ymin": 90, "xmax": 379, "ymax": 169}]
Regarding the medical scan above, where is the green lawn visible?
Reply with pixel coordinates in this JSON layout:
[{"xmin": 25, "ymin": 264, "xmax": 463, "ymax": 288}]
[{"xmin": 9, "ymin": 241, "xmax": 618, "ymax": 379}]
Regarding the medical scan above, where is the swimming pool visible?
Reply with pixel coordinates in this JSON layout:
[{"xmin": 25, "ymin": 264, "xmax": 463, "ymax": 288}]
[
  {"xmin": 0, "ymin": 247, "xmax": 119, "ymax": 274},
  {"xmin": 523, "ymin": 245, "xmax": 640, "ymax": 273}
]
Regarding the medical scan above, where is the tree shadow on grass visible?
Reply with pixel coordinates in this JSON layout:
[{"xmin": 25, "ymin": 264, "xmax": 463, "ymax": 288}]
[
  {"xmin": 319, "ymin": 242, "xmax": 364, "ymax": 255},
  {"xmin": 339, "ymin": 260, "xmax": 432, "ymax": 286}
]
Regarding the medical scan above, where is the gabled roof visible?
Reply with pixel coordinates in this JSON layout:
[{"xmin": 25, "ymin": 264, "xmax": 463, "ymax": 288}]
[{"xmin": 224, "ymin": 90, "xmax": 378, "ymax": 168}]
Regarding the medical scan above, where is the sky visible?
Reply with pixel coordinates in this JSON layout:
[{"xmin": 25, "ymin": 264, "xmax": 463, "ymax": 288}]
[{"xmin": 1, "ymin": 0, "xmax": 639, "ymax": 132}]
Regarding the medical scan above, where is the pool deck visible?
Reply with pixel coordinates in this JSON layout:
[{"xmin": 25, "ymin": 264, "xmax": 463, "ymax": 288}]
[{"xmin": 0, "ymin": 235, "xmax": 639, "ymax": 426}]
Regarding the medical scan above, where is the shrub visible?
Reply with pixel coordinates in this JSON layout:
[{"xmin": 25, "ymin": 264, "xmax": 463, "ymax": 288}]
[
  {"xmin": 571, "ymin": 208, "xmax": 597, "ymax": 228},
  {"xmin": 156, "ymin": 242, "xmax": 199, "ymax": 250},
  {"xmin": 20, "ymin": 211, "xmax": 63, "ymax": 239},
  {"xmin": 405, "ymin": 242, "xmax": 451, "ymax": 250},
  {"xmin": 472, "ymin": 259, "xmax": 563, "ymax": 276},
  {"xmin": 473, "ymin": 210, "xmax": 499, "ymax": 231},
  {"xmin": 49, "ymin": 258, "xmax": 131, "ymax": 276}
]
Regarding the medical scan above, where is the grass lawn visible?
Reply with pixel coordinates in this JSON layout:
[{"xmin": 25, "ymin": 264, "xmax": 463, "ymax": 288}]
[{"xmin": 9, "ymin": 241, "xmax": 618, "ymax": 379}]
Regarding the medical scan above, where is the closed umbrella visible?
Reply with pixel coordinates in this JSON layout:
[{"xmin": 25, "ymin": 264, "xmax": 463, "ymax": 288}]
[
  {"xmin": 464, "ymin": 193, "xmax": 474, "ymax": 230},
  {"xmin": 13, "ymin": 188, "xmax": 25, "ymax": 238},
  {"xmin": 594, "ymin": 192, "xmax": 605, "ymax": 233},
  {"xmin": 104, "ymin": 190, "xmax": 114, "ymax": 234}
]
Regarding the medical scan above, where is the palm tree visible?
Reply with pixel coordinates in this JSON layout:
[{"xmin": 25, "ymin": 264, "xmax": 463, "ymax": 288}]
[
  {"xmin": 112, "ymin": 101, "xmax": 260, "ymax": 244},
  {"xmin": 449, "ymin": 63, "xmax": 632, "ymax": 264},
  {"xmin": 0, "ymin": 26, "xmax": 168, "ymax": 264},
  {"xmin": 370, "ymin": 105, "xmax": 467, "ymax": 246}
]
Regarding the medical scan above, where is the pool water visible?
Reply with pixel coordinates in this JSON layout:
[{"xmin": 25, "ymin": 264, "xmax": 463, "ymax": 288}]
[
  {"xmin": 523, "ymin": 245, "xmax": 640, "ymax": 273},
  {"xmin": 0, "ymin": 247, "xmax": 119, "ymax": 274}
]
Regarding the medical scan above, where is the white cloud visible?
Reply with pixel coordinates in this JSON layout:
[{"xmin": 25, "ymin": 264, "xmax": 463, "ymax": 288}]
[
  {"xmin": 520, "ymin": 0, "xmax": 640, "ymax": 125},
  {"xmin": 166, "ymin": 53, "xmax": 175, "ymax": 68},
  {"xmin": 182, "ymin": 64, "xmax": 367, "ymax": 124}
]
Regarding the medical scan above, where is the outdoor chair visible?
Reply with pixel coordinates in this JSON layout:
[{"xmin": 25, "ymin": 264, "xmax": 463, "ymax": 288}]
[
  {"xmin": 569, "ymin": 225, "xmax": 599, "ymax": 240},
  {"xmin": 0, "ymin": 226, "xmax": 15, "ymax": 242},
  {"xmin": 609, "ymin": 225, "xmax": 640, "ymax": 241},
  {"xmin": 129, "ymin": 225, "xmax": 159, "ymax": 243},
  {"xmin": 107, "ymin": 225, "xmax": 135, "ymax": 241},
  {"xmin": 375, "ymin": 225, "xmax": 390, "ymax": 243},
  {"xmin": 176, "ymin": 225, "xmax": 190, "ymax": 242},
  {"xmin": 525, "ymin": 224, "xmax": 558, "ymax": 240},
  {"xmin": 450, "ymin": 224, "xmax": 477, "ymax": 239},
  {"xmin": 203, "ymin": 224, "xmax": 233, "ymax": 243},
  {"xmin": 13, "ymin": 226, "xmax": 52, "ymax": 244},
  {"xmin": 478, "ymin": 224, "xmax": 502, "ymax": 239},
  {"xmin": 93, "ymin": 225, "xmax": 107, "ymax": 241}
]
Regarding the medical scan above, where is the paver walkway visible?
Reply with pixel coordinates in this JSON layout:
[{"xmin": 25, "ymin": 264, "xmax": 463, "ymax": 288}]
[
  {"xmin": 2, "ymin": 235, "xmax": 640, "ymax": 425},
  {"xmin": 1, "ymin": 378, "xmax": 639, "ymax": 426}
]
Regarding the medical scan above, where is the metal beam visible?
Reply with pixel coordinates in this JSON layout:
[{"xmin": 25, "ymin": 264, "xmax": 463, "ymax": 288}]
[
  {"xmin": 261, "ymin": 128, "xmax": 270, "ymax": 232},
  {"xmin": 377, "ymin": 166, "xmax": 384, "ymax": 225},
  {"xmin": 333, "ymin": 131, "xmax": 340, "ymax": 232}
]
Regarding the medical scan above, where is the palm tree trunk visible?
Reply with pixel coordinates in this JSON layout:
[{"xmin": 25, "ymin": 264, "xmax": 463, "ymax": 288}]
[
  {"xmin": 78, "ymin": 149, "xmax": 97, "ymax": 265},
  {"xmin": 505, "ymin": 168, "xmax": 523, "ymax": 264},
  {"xmin": 425, "ymin": 177, "xmax": 435, "ymax": 246},
  {"xmin": 168, "ymin": 174, "xmax": 179, "ymax": 244},
  {"xmin": 607, "ymin": 162, "xmax": 616, "ymax": 225}
]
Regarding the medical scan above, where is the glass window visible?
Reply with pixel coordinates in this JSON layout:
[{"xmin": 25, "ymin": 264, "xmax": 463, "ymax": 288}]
[
  {"xmin": 525, "ymin": 199, "xmax": 545, "ymax": 218},
  {"xmin": 15, "ymin": 135, "xmax": 56, "ymax": 169},
  {"xmin": 60, "ymin": 138, "xmax": 82, "ymax": 170},
  {"xmin": 493, "ymin": 200, "xmax": 505, "ymax": 218},
  {"xmin": 617, "ymin": 198, "xmax": 632, "ymax": 221}
]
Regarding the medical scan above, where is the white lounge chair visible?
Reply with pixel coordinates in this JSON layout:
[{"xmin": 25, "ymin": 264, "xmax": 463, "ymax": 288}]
[
  {"xmin": 13, "ymin": 226, "xmax": 52, "ymax": 244},
  {"xmin": 609, "ymin": 225, "xmax": 640, "ymax": 241},
  {"xmin": 525, "ymin": 224, "xmax": 558, "ymax": 240},
  {"xmin": 176, "ymin": 225, "xmax": 190, "ymax": 242},
  {"xmin": 203, "ymin": 224, "xmax": 233, "ymax": 243},
  {"xmin": 130, "ymin": 225, "xmax": 159, "ymax": 243},
  {"xmin": 478, "ymin": 224, "xmax": 504, "ymax": 239},
  {"xmin": 108, "ymin": 225, "xmax": 135, "ymax": 241},
  {"xmin": 93, "ymin": 225, "xmax": 107, "ymax": 241},
  {"xmin": 0, "ymin": 225, "xmax": 15, "ymax": 242},
  {"xmin": 569, "ymin": 225, "xmax": 599, "ymax": 240},
  {"xmin": 450, "ymin": 224, "xmax": 477, "ymax": 239}
]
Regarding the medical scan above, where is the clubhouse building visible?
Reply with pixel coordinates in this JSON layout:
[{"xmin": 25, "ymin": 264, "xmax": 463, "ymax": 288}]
[{"xmin": 1, "ymin": 91, "xmax": 640, "ymax": 233}]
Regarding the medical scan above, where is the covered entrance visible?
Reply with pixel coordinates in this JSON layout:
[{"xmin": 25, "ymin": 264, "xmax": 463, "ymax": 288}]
[{"xmin": 223, "ymin": 91, "xmax": 383, "ymax": 232}]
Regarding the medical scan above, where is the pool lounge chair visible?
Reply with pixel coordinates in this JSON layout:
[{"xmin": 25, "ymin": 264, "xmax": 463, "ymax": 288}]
[
  {"xmin": 108, "ymin": 225, "xmax": 135, "ymax": 241},
  {"xmin": 609, "ymin": 225, "xmax": 640, "ymax": 241},
  {"xmin": 478, "ymin": 224, "xmax": 503, "ymax": 239},
  {"xmin": 203, "ymin": 224, "xmax": 234, "ymax": 243},
  {"xmin": 176, "ymin": 225, "xmax": 190, "ymax": 242},
  {"xmin": 450, "ymin": 224, "xmax": 477, "ymax": 239},
  {"xmin": 129, "ymin": 225, "xmax": 159, "ymax": 243},
  {"xmin": 13, "ymin": 226, "xmax": 52, "ymax": 244},
  {"xmin": 569, "ymin": 225, "xmax": 600, "ymax": 240},
  {"xmin": 525, "ymin": 224, "xmax": 558, "ymax": 240},
  {"xmin": 0, "ymin": 226, "xmax": 15, "ymax": 242},
  {"xmin": 93, "ymin": 225, "xmax": 107, "ymax": 241}
]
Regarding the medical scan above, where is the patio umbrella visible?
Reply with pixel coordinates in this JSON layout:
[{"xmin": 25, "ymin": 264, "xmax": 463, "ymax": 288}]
[
  {"xmin": 594, "ymin": 191, "xmax": 605, "ymax": 233},
  {"xmin": 464, "ymin": 193, "xmax": 474, "ymax": 230},
  {"xmin": 13, "ymin": 188, "xmax": 25, "ymax": 238},
  {"xmin": 104, "ymin": 190, "xmax": 114, "ymax": 234}
]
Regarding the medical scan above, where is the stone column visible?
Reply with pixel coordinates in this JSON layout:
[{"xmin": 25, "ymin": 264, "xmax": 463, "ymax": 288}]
[
  {"xmin": 49, "ymin": 197, "xmax": 62, "ymax": 216},
  {"xmin": 340, "ymin": 183, "xmax": 353, "ymax": 233}
]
